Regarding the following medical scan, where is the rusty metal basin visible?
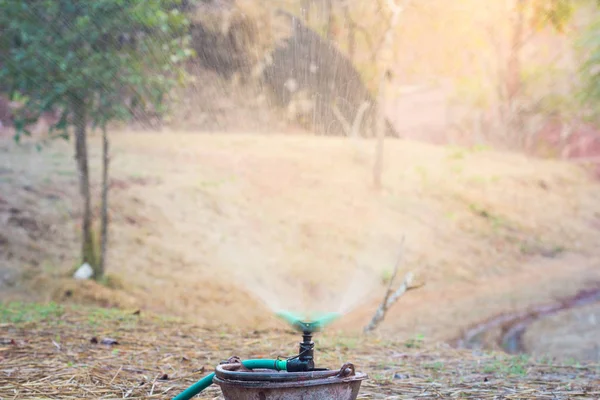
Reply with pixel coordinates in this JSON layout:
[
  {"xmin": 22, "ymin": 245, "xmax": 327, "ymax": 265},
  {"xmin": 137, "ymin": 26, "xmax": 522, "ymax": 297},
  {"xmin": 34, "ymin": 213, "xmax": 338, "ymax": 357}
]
[{"xmin": 214, "ymin": 362, "xmax": 368, "ymax": 400}]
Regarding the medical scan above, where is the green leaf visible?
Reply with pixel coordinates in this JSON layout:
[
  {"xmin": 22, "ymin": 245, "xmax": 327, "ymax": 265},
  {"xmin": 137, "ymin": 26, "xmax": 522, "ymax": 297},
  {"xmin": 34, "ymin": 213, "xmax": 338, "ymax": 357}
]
[{"xmin": 1, "ymin": 0, "xmax": 192, "ymax": 133}]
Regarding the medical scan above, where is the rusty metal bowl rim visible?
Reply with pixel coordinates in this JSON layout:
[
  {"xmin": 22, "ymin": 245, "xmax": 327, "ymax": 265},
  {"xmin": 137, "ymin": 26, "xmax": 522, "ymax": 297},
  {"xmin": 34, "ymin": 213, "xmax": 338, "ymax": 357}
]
[
  {"xmin": 215, "ymin": 363, "xmax": 361, "ymax": 381},
  {"xmin": 213, "ymin": 373, "xmax": 368, "ymax": 390},
  {"xmin": 214, "ymin": 363, "xmax": 368, "ymax": 389}
]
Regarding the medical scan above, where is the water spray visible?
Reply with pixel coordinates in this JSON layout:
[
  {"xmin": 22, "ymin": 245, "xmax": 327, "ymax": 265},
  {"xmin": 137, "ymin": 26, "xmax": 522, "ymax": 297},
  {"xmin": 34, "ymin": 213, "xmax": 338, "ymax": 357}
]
[{"xmin": 173, "ymin": 310, "xmax": 367, "ymax": 400}]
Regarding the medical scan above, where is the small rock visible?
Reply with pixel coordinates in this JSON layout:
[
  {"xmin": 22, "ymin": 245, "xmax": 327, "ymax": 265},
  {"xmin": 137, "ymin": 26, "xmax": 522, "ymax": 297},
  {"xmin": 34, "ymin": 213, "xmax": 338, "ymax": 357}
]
[
  {"xmin": 73, "ymin": 263, "xmax": 93, "ymax": 280},
  {"xmin": 393, "ymin": 373, "xmax": 409, "ymax": 380},
  {"xmin": 101, "ymin": 338, "xmax": 119, "ymax": 345},
  {"xmin": 284, "ymin": 78, "xmax": 298, "ymax": 93},
  {"xmin": 90, "ymin": 337, "xmax": 98, "ymax": 344},
  {"xmin": 159, "ymin": 373, "xmax": 169, "ymax": 381}
]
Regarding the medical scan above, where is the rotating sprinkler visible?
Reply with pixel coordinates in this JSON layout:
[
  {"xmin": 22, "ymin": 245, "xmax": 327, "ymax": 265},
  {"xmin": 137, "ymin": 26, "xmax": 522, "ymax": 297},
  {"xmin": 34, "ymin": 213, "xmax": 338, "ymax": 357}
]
[{"xmin": 172, "ymin": 311, "xmax": 367, "ymax": 400}]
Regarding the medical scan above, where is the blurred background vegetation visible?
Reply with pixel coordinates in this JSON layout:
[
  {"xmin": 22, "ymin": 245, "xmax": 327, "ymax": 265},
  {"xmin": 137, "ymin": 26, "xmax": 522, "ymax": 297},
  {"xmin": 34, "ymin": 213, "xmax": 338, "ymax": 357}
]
[{"xmin": 2, "ymin": 0, "xmax": 600, "ymax": 366}]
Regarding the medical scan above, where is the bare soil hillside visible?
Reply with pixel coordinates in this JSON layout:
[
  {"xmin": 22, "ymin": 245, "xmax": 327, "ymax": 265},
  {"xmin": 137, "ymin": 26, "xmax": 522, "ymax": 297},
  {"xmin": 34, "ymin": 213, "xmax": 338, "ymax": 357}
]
[{"xmin": 1, "ymin": 132, "xmax": 600, "ymax": 360}]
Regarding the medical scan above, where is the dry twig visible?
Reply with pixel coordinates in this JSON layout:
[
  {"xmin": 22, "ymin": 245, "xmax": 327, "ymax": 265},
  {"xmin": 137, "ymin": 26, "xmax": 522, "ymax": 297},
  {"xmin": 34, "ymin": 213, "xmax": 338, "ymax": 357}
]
[
  {"xmin": 331, "ymin": 100, "xmax": 371, "ymax": 138},
  {"xmin": 364, "ymin": 240, "xmax": 422, "ymax": 333}
]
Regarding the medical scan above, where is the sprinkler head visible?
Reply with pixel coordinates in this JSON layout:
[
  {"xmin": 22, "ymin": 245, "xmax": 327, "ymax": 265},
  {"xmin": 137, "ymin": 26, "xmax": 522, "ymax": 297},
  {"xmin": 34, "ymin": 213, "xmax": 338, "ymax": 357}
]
[
  {"xmin": 276, "ymin": 311, "xmax": 341, "ymax": 334},
  {"xmin": 275, "ymin": 311, "xmax": 342, "ymax": 372}
]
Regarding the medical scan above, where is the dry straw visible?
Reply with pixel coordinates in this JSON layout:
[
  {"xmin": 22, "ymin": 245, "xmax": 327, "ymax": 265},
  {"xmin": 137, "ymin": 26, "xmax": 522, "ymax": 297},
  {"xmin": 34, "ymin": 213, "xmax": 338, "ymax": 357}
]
[{"xmin": 1, "ymin": 305, "xmax": 598, "ymax": 399}]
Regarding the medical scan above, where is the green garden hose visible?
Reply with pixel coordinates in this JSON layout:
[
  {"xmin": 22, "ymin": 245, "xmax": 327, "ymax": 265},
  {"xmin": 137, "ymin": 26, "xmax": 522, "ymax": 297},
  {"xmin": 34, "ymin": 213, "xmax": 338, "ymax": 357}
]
[
  {"xmin": 172, "ymin": 311, "xmax": 340, "ymax": 399},
  {"xmin": 172, "ymin": 359, "xmax": 287, "ymax": 400}
]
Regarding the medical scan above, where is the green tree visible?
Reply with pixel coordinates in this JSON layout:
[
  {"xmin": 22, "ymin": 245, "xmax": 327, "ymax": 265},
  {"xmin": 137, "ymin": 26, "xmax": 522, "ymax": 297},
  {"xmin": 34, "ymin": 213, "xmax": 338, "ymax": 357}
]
[
  {"xmin": 0, "ymin": 0, "xmax": 192, "ymax": 279},
  {"xmin": 578, "ymin": 2, "xmax": 600, "ymax": 112},
  {"xmin": 530, "ymin": 0, "xmax": 575, "ymax": 32},
  {"xmin": 508, "ymin": 0, "xmax": 576, "ymax": 100}
]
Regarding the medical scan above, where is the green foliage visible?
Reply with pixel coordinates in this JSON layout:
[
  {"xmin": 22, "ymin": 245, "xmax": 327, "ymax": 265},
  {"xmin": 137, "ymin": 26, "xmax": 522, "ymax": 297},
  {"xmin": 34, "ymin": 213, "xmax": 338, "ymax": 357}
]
[
  {"xmin": 529, "ymin": 0, "xmax": 575, "ymax": 32},
  {"xmin": 0, "ymin": 302, "xmax": 64, "ymax": 324},
  {"xmin": 578, "ymin": 12, "xmax": 600, "ymax": 113},
  {"xmin": 85, "ymin": 307, "xmax": 138, "ymax": 328},
  {"xmin": 0, "ymin": 0, "xmax": 192, "ymax": 140},
  {"xmin": 424, "ymin": 361, "xmax": 445, "ymax": 371},
  {"xmin": 482, "ymin": 354, "xmax": 530, "ymax": 376},
  {"xmin": 380, "ymin": 268, "xmax": 394, "ymax": 285},
  {"xmin": 404, "ymin": 333, "xmax": 425, "ymax": 349},
  {"xmin": 468, "ymin": 203, "xmax": 507, "ymax": 230}
]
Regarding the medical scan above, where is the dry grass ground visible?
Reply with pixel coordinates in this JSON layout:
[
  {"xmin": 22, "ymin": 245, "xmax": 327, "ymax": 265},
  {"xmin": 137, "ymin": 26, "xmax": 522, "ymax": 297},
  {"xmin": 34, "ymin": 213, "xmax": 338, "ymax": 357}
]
[
  {"xmin": 0, "ymin": 303, "xmax": 599, "ymax": 399},
  {"xmin": 1, "ymin": 131, "xmax": 600, "ymax": 361}
]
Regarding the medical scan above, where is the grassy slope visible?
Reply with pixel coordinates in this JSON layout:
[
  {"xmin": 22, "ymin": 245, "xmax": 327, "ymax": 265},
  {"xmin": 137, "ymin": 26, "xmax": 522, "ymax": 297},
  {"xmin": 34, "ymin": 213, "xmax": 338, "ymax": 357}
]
[
  {"xmin": 0, "ymin": 302, "xmax": 598, "ymax": 399},
  {"xmin": 1, "ymin": 132, "xmax": 600, "ymax": 355}
]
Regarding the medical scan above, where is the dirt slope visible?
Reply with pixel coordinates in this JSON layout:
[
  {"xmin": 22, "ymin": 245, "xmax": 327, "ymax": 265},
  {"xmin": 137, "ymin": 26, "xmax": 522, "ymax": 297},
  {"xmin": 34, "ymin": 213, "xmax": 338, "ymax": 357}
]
[{"xmin": 1, "ymin": 132, "xmax": 600, "ymax": 352}]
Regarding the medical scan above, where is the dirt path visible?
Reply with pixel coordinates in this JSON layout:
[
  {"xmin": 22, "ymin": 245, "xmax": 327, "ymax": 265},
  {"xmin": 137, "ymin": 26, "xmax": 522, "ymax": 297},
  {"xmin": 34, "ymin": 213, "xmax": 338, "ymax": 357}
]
[{"xmin": 453, "ymin": 279, "xmax": 600, "ymax": 360}]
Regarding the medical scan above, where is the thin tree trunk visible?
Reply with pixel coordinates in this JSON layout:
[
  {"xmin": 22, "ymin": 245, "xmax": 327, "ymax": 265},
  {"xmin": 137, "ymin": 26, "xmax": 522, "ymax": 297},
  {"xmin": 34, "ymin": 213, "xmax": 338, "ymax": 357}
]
[
  {"xmin": 72, "ymin": 95, "xmax": 96, "ymax": 273},
  {"xmin": 373, "ymin": 72, "xmax": 386, "ymax": 189},
  {"xmin": 301, "ymin": 0, "xmax": 310, "ymax": 22},
  {"xmin": 373, "ymin": 1, "xmax": 402, "ymax": 189},
  {"xmin": 343, "ymin": 3, "xmax": 356, "ymax": 61},
  {"xmin": 507, "ymin": 0, "xmax": 524, "ymax": 104},
  {"xmin": 325, "ymin": 0, "xmax": 334, "ymax": 40},
  {"xmin": 505, "ymin": 0, "xmax": 525, "ymax": 144},
  {"xmin": 99, "ymin": 124, "xmax": 109, "ymax": 278}
]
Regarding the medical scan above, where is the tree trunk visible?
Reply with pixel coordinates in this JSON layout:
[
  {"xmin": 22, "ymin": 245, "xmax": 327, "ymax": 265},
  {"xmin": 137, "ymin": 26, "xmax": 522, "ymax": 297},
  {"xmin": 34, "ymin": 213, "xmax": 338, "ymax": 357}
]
[
  {"xmin": 343, "ymin": 3, "xmax": 356, "ymax": 61},
  {"xmin": 99, "ymin": 124, "xmax": 109, "ymax": 279},
  {"xmin": 373, "ymin": 1, "xmax": 402, "ymax": 189},
  {"xmin": 325, "ymin": 0, "xmax": 334, "ymax": 40},
  {"xmin": 301, "ymin": 0, "xmax": 311, "ymax": 22},
  {"xmin": 504, "ymin": 0, "xmax": 525, "ymax": 144},
  {"xmin": 373, "ymin": 73, "xmax": 387, "ymax": 189},
  {"xmin": 72, "ymin": 96, "xmax": 96, "ymax": 274},
  {"xmin": 507, "ymin": 0, "xmax": 524, "ymax": 104}
]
